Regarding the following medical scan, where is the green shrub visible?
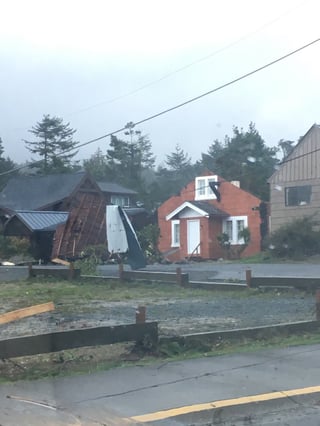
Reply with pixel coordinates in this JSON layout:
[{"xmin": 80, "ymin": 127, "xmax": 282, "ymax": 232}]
[
  {"xmin": 217, "ymin": 232, "xmax": 231, "ymax": 258},
  {"xmin": 75, "ymin": 244, "xmax": 108, "ymax": 274},
  {"xmin": 217, "ymin": 227, "xmax": 251, "ymax": 259},
  {"xmin": 0, "ymin": 235, "xmax": 30, "ymax": 259},
  {"xmin": 136, "ymin": 224, "xmax": 161, "ymax": 263},
  {"xmin": 267, "ymin": 216, "xmax": 320, "ymax": 258}
]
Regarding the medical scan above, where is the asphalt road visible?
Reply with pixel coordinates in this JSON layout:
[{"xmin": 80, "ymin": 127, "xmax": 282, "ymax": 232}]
[
  {"xmin": 1, "ymin": 344, "xmax": 320, "ymax": 425},
  {"xmin": 1, "ymin": 262, "xmax": 320, "ymax": 283},
  {"xmin": 98, "ymin": 262, "xmax": 320, "ymax": 282}
]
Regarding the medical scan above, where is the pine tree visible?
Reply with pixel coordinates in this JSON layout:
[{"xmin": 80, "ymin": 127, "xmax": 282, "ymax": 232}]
[
  {"xmin": 24, "ymin": 114, "xmax": 78, "ymax": 174},
  {"xmin": 165, "ymin": 144, "xmax": 191, "ymax": 171},
  {"xmin": 83, "ymin": 148, "xmax": 109, "ymax": 181},
  {"xmin": 200, "ymin": 123, "xmax": 279, "ymax": 200},
  {"xmin": 106, "ymin": 123, "xmax": 155, "ymax": 188},
  {"xmin": 0, "ymin": 137, "xmax": 16, "ymax": 189}
]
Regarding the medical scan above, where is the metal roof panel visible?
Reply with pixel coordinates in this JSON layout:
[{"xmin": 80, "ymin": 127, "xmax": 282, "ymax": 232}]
[{"xmin": 15, "ymin": 210, "xmax": 69, "ymax": 231}]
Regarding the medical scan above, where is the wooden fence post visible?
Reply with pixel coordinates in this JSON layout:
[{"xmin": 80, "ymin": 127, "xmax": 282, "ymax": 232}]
[
  {"xmin": 176, "ymin": 267, "xmax": 182, "ymax": 286},
  {"xmin": 136, "ymin": 306, "xmax": 146, "ymax": 324},
  {"xmin": 246, "ymin": 269, "xmax": 252, "ymax": 288},
  {"xmin": 119, "ymin": 263, "xmax": 124, "ymax": 281},
  {"xmin": 28, "ymin": 263, "xmax": 34, "ymax": 279},
  {"xmin": 316, "ymin": 289, "xmax": 320, "ymax": 321},
  {"xmin": 68, "ymin": 262, "xmax": 75, "ymax": 280}
]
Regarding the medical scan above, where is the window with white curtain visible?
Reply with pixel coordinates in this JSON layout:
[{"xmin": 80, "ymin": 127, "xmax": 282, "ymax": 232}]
[{"xmin": 223, "ymin": 216, "xmax": 248, "ymax": 244}]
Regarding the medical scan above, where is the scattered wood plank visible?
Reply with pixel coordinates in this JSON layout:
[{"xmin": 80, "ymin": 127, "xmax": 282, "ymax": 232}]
[
  {"xmin": 0, "ymin": 302, "xmax": 55, "ymax": 325},
  {"xmin": 51, "ymin": 258, "xmax": 70, "ymax": 266}
]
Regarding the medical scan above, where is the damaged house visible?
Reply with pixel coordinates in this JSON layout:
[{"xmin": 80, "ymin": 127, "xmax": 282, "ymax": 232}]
[
  {"xmin": 0, "ymin": 171, "xmax": 151, "ymax": 262},
  {"xmin": 0, "ymin": 171, "xmax": 106, "ymax": 261}
]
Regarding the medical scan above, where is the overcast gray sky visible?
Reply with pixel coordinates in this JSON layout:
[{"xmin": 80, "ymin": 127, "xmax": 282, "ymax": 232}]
[{"xmin": 1, "ymin": 0, "xmax": 320, "ymax": 166}]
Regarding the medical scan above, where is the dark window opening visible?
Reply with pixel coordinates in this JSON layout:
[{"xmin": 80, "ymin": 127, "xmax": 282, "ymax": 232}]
[{"xmin": 285, "ymin": 185, "xmax": 311, "ymax": 206}]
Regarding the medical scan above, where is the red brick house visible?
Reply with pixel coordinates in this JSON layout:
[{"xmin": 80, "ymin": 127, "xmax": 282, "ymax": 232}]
[{"xmin": 158, "ymin": 172, "xmax": 262, "ymax": 261}]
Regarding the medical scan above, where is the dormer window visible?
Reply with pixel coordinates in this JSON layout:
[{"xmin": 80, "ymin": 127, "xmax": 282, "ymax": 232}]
[{"xmin": 195, "ymin": 175, "xmax": 218, "ymax": 200}]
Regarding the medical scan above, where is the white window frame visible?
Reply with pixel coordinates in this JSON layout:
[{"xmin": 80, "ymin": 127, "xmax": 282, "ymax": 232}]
[
  {"xmin": 223, "ymin": 216, "xmax": 248, "ymax": 245},
  {"xmin": 171, "ymin": 220, "xmax": 180, "ymax": 247},
  {"xmin": 195, "ymin": 175, "xmax": 217, "ymax": 200},
  {"xmin": 111, "ymin": 195, "xmax": 130, "ymax": 207},
  {"xmin": 224, "ymin": 219, "xmax": 233, "ymax": 242}
]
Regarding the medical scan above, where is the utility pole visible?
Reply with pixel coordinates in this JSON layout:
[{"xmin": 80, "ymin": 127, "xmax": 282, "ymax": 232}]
[{"xmin": 124, "ymin": 122, "xmax": 141, "ymax": 181}]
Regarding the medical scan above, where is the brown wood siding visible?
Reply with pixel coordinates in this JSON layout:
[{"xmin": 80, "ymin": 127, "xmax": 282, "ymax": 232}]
[
  {"xmin": 269, "ymin": 125, "xmax": 320, "ymax": 232},
  {"xmin": 51, "ymin": 190, "xmax": 106, "ymax": 259}
]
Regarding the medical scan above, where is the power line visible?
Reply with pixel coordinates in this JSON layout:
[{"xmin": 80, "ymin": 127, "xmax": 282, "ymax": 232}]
[
  {"xmin": 65, "ymin": 0, "xmax": 308, "ymax": 117},
  {"xmin": 133, "ymin": 37, "xmax": 320, "ymax": 128},
  {"xmin": 1, "ymin": 36, "xmax": 319, "ymax": 178}
]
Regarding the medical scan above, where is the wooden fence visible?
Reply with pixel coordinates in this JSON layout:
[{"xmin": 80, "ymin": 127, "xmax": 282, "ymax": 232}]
[
  {"xmin": 120, "ymin": 266, "xmax": 189, "ymax": 286},
  {"xmin": 0, "ymin": 322, "xmax": 158, "ymax": 359},
  {"xmin": 246, "ymin": 270, "xmax": 320, "ymax": 290},
  {"xmin": 28, "ymin": 264, "xmax": 80, "ymax": 280}
]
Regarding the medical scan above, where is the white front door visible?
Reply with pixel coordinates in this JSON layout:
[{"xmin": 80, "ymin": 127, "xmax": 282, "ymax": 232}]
[{"xmin": 187, "ymin": 219, "xmax": 200, "ymax": 254}]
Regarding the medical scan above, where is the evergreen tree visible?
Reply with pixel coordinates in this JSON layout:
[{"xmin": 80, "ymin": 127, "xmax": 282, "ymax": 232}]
[
  {"xmin": 0, "ymin": 137, "xmax": 16, "ymax": 189},
  {"xmin": 83, "ymin": 148, "xmax": 109, "ymax": 181},
  {"xmin": 152, "ymin": 144, "xmax": 196, "ymax": 201},
  {"xmin": 165, "ymin": 144, "xmax": 191, "ymax": 171},
  {"xmin": 200, "ymin": 123, "xmax": 278, "ymax": 200},
  {"xmin": 106, "ymin": 123, "xmax": 155, "ymax": 189},
  {"xmin": 278, "ymin": 139, "xmax": 295, "ymax": 160},
  {"xmin": 24, "ymin": 114, "xmax": 78, "ymax": 174}
]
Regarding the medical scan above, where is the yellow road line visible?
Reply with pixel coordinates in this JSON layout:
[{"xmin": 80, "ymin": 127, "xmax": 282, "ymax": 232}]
[{"xmin": 131, "ymin": 385, "xmax": 320, "ymax": 423}]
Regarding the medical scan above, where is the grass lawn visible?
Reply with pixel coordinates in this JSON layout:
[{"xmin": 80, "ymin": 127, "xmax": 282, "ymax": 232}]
[
  {"xmin": 1, "ymin": 329, "xmax": 320, "ymax": 383},
  {"xmin": 0, "ymin": 277, "xmax": 259, "ymax": 314}
]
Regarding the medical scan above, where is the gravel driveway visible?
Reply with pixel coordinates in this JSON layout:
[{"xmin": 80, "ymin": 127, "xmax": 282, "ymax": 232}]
[
  {"xmin": 0, "ymin": 263, "xmax": 317, "ymax": 340},
  {"xmin": 0, "ymin": 291, "xmax": 315, "ymax": 339}
]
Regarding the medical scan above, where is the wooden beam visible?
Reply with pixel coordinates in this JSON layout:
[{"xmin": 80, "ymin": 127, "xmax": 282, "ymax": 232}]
[
  {"xmin": 250, "ymin": 277, "xmax": 320, "ymax": 289},
  {"xmin": 0, "ymin": 302, "xmax": 55, "ymax": 325},
  {"xmin": 122, "ymin": 270, "xmax": 189, "ymax": 285},
  {"xmin": 51, "ymin": 258, "xmax": 70, "ymax": 266},
  {"xmin": 0, "ymin": 322, "xmax": 158, "ymax": 359},
  {"xmin": 28, "ymin": 267, "xmax": 80, "ymax": 280}
]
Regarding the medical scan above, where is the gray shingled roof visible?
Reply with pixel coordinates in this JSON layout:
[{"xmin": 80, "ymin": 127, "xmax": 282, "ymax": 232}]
[
  {"xmin": 0, "ymin": 172, "xmax": 87, "ymax": 211},
  {"xmin": 97, "ymin": 181, "xmax": 137, "ymax": 195},
  {"xmin": 189, "ymin": 201, "xmax": 228, "ymax": 216},
  {"xmin": 123, "ymin": 207, "xmax": 147, "ymax": 217},
  {"xmin": 12, "ymin": 210, "xmax": 69, "ymax": 231}
]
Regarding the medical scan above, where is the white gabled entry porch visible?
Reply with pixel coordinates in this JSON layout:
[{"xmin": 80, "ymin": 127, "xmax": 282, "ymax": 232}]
[
  {"xmin": 165, "ymin": 200, "xmax": 229, "ymax": 260},
  {"xmin": 166, "ymin": 201, "xmax": 209, "ymax": 258}
]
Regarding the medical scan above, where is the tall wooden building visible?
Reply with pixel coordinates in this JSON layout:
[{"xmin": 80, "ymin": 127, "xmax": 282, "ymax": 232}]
[{"xmin": 268, "ymin": 124, "xmax": 320, "ymax": 232}]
